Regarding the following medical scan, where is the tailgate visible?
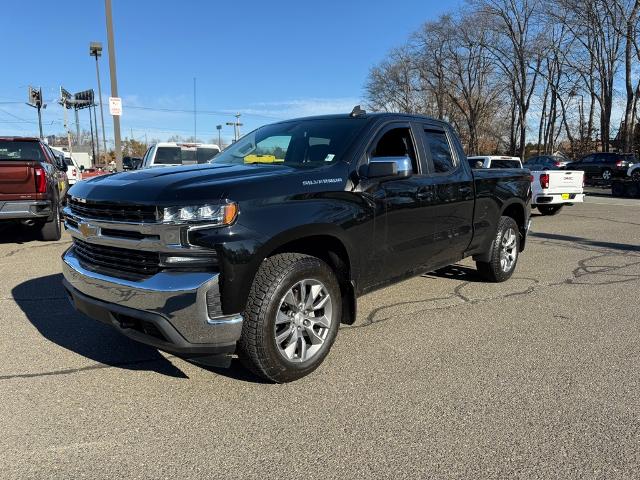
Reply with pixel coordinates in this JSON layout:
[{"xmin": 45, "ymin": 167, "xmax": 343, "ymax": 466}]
[
  {"xmin": 0, "ymin": 161, "xmax": 37, "ymax": 199},
  {"xmin": 547, "ymin": 170, "xmax": 583, "ymax": 192}
]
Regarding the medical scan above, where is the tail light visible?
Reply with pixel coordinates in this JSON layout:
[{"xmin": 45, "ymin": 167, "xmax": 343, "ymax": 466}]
[
  {"xmin": 72, "ymin": 168, "xmax": 77, "ymax": 177},
  {"xmin": 34, "ymin": 166, "xmax": 47, "ymax": 193},
  {"xmin": 529, "ymin": 174, "xmax": 534, "ymax": 183},
  {"xmin": 555, "ymin": 162, "xmax": 561, "ymax": 167},
  {"xmin": 539, "ymin": 173, "xmax": 549, "ymax": 189},
  {"xmin": 616, "ymin": 160, "xmax": 623, "ymax": 167}
]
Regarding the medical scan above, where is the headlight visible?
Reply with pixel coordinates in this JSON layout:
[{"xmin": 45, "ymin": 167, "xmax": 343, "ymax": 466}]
[{"xmin": 162, "ymin": 202, "xmax": 238, "ymax": 226}]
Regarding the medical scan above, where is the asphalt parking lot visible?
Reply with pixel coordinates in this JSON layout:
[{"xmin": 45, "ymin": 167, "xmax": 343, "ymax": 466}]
[{"xmin": 1, "ymin": 195, "xmax": 639, "ymax": 479}]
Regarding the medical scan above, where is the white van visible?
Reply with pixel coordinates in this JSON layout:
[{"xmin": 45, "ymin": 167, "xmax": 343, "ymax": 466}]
[{"xmin": 141, "ymin": 142, "xmax": 221, "ymax": 168}]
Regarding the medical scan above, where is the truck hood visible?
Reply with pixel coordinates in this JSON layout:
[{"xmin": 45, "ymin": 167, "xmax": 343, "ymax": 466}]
[{"xmin": 68, "ymin": 162, "xmax": 348, "ymax": 204}]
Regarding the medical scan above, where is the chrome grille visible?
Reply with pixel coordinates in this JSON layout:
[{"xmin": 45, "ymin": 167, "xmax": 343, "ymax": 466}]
[
  {"xmin": 69, "ymin": 198, "xmax": 158, "ymax": 223},
  {"xmin": 73, "ymin": 239, "xmax": 160, "ymax": 277}
]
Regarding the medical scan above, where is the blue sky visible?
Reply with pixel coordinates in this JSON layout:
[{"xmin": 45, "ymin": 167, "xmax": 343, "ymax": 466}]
[{"xmin": 1, "ymin": 0, "xmax": 460, "ymax": 145}]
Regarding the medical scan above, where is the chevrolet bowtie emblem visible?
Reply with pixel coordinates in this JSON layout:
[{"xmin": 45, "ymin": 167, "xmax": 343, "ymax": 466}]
[{"xmin": 78, "ymin": 222, "xmax": 99, "ymax": 237}]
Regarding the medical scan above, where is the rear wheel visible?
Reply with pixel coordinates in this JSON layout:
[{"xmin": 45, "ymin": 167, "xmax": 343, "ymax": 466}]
[
  {"xmin": 238, "ymin": 253, "xmax": 341, "ymax": 383},
  {"xmin": 476, "ymin": 216, "xmax": 520, "ymax": 282},
  {"xmin": 537, "ymin": 204, "xmax": 563, "ymax": 216},
  {"xmin": 37, "ymin": 206, "xmax": 61, "ymax": 241},
  {"xmin": 601, "ymin": 168, "xmax": 612, "ymax": 182}
]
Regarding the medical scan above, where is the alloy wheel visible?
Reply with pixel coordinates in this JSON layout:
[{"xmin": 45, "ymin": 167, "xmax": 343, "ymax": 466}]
[
  {"xmin": 274, "ymin": 279, "xmax": 333, "ymax": 363},
  {"xmin": 500, "ymin": 227, "xmax": 517, "ymax": 272}
]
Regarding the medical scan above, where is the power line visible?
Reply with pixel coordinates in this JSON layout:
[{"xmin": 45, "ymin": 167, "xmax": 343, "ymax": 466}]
[{"xmin": 125, "ymin": 105, "xmax": 283, "ymax": 120}]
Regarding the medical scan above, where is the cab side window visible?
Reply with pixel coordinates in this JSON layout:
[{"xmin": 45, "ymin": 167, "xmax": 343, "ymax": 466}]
[
  {"xmin": 371, "ymin": 127, "xmax": 417, "ymax": 173},
  {"xmin": 423, "ymin": 129, "xmax": 456, "ymax": 173}
]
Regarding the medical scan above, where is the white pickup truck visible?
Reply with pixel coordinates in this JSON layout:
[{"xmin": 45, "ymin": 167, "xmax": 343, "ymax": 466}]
[{"xmin": 469, "ymin": 155, "xmax": 584, "ymax": 215}]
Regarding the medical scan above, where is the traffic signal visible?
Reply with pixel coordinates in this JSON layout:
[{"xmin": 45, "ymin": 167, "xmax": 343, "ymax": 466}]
[{"xmin": 28, "ymin": 86, "xmax": 42, "ymax": 107}]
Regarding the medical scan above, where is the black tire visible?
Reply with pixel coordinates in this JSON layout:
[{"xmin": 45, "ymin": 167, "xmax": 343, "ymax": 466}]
[
  {"xmin": 627, "ymin": 182, "xmax": 639, "ymax": 198},
  {"xmin": 476, "ymin": 216, "xmax": 520, "ymax": 283},
  {"xmin": 631, "ymin": 169, "xmax": 640, "ymax": 180},
  {"xmin": 611, "ymin": 182, "xmax": 626, "ymax": 197},
  {"xmin": 537, "ymin": 204, "xmax": 563, "ymax": 216},
  {"xmin": 238, "ymin": 253, "xmax": 342, "ymax": 383},
  {"xmin": 37, "ymin": 207, "xmax": 62, "ymax": 241}
]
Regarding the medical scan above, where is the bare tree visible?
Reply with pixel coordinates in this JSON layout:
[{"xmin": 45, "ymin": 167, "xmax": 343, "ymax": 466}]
[{"xmin": 471, "ymin": 0, "xmax": 545, "ymax": 159}]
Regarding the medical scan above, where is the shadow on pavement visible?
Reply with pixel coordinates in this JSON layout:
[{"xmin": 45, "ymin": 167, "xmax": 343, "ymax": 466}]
[
  {"xmin": 530, "ymin": 231, "xmax": 640, "ymax": 253},
  {"xmin": 12, "ymin": 273, "xmax": 188, "ymax": 378},
  {"xmin": 423, "ymin": 264, "xmax": 485, "ymax": 282},
  {"xmin": 0, "ymin": 224, "xmax": 42, "ymax": 245}
]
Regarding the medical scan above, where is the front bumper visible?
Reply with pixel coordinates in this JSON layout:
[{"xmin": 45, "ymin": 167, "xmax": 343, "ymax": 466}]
[
  {"xmin": 62, "ymin": 247, "xmax": 243, "ymax": 356},
  {"xmin": 0, "ymin": 200, "xmax": 52, "ymax": 220}
]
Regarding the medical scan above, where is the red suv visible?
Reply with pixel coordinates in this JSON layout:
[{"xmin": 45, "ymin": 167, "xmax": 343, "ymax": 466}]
[{"xmin": 0, "ymin": 137, "xmax": 69, "ymax": 240}]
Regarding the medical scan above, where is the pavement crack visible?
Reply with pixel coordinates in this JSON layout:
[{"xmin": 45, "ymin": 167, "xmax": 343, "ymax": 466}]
[
  {"xmin": 0, "ymin": 356, "xmax": 175, "ymax": 381},
  {"xmin": 4, "ymin": 240, "xmax": 71, "ymax": 258}
]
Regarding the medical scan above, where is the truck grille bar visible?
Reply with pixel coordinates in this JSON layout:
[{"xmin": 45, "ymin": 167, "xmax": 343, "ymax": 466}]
[
  {"xmin": 73, "ymin": 239, "xmax": 160, "ymax": 277},
  {"xmin": 69, "ymin": 198, "xmax": 159, "ymax": 223}
]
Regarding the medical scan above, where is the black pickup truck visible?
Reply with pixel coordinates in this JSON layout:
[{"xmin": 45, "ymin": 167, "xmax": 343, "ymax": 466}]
[{"xmin": 62, "ymin": 111, "xmax": 531, "ymax": 382}]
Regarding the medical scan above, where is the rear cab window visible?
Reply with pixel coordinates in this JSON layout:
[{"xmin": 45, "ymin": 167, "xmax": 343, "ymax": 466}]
[
  {"xmin": 153, "ymin": 145, "xmax": 221, "ymax": 165},
  {"xmin": 490, "ymin": 160, "xmax": 522, "ymax": 169},
  {"xmin": 0, "ymin": 140, "xmax": 45, "ymax": 161}
]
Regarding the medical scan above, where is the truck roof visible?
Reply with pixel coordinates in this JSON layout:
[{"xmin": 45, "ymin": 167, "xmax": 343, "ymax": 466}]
[
  {"xmin": 153, "ymin": 142, "xmax": 220, "ymax": 149},
  {"xmin": 0, "ymin": 136, "xmax": 41, "ymax": 142},
  {"xmin": 270, "ymin": 112, "xmax": 447, "ymax": 126}
]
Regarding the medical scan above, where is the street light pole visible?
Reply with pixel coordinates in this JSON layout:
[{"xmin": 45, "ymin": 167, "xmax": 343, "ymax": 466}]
[
  {"xmin": 90, "ymin": 42, "xmax": 108, "ymax": 157},
  {"xmin": 216, "ymin": 124, "xmax": 222, "ymax": 147},
  {"xmin": 104, "ymin": 0, "xmax": 123, "ymax": 171}
]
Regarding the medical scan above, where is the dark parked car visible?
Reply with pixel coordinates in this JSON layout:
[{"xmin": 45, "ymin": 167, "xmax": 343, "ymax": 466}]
[
  {"xmin": 567, "ymin": 152, "xmax": 636, "ymax": 183},
  {"xmin": 62, "ymin": 111, "xmax": 532, "ymax": 382},
  {"xmin": 524, "ymin": 155, "xmax": 569, "ymax": 170},
  {"xmin": 0, "ymin": 137, "xmax": 68, "ymax": 240}
]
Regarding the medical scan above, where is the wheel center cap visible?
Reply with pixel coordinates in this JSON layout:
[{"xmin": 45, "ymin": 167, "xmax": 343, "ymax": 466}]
[{"xmin": 293, "ymin": 312, "xmax": 303, "ymax": 326}]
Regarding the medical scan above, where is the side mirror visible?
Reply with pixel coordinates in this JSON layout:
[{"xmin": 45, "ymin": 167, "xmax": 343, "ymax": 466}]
[{"xmin": 362, "ymin": 156, "xmax": 412, "ymax": 178}]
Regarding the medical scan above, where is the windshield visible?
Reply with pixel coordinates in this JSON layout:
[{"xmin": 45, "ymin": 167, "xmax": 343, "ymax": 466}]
[
  {"xmin": 0, "ymin": 141, "xmax": 45, "ymax": 161},
  {"xmin": 211, "ymin": 118, "xmax": 367, "ymax": 168},
  {"xmin": 154, "ymin": 146, "xmax": 220, "ymax": 165}
]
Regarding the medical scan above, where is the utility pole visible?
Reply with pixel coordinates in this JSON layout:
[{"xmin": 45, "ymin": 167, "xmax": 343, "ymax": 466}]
[
  {"xmin": 59, "ymin": 87, "xmax": 73, "ymax": 155},
  {"xmin": 88, "ymin": 103, "xmax": 96, "ymax": 163},
  {"xmin": 225, "ymin": 113, "xmax": 243, "ymax": 142},
  {"xmin": 193, "ymin": 77, "xmax": 197, "ymax": 142},
  {"xmin": 26, "ymin": 86, "xmax": 44, "ymax": 139},
  {"xmin": 90, "ymin": 42, "xmax": 108, "ymax": 156},
  {"xmin": 74, "ymin": 108, "xmax": 81, "ymax": 144},
  {"xmin": 104, "ymin": 0, "xmax": 123, "ymax": 171},
  {"xmin": 216, "ymin": 124, "xmax": 222, "ymax": 147},
  {"xmin": 92, "ymin": 101, "xmax": 100, "ymax": 166}
]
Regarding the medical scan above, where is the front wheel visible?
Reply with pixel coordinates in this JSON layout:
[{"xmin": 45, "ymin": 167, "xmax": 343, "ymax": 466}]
[
  {"xmin": 238, "ymin": 253, "xmax": 341, "ymax": 383},
  {"xmin": 476, "ymin": 216, "xmax": 520, "ymax": 282},
  {"xmin": 537, "ymin": 205, "xmax": 563, "ymax": 216}
]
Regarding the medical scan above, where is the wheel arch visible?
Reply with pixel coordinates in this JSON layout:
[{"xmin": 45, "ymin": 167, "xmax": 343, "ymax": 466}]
[{"xmin": 264, "ymin": 230, "xmax": 357, "ymax": 325}]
